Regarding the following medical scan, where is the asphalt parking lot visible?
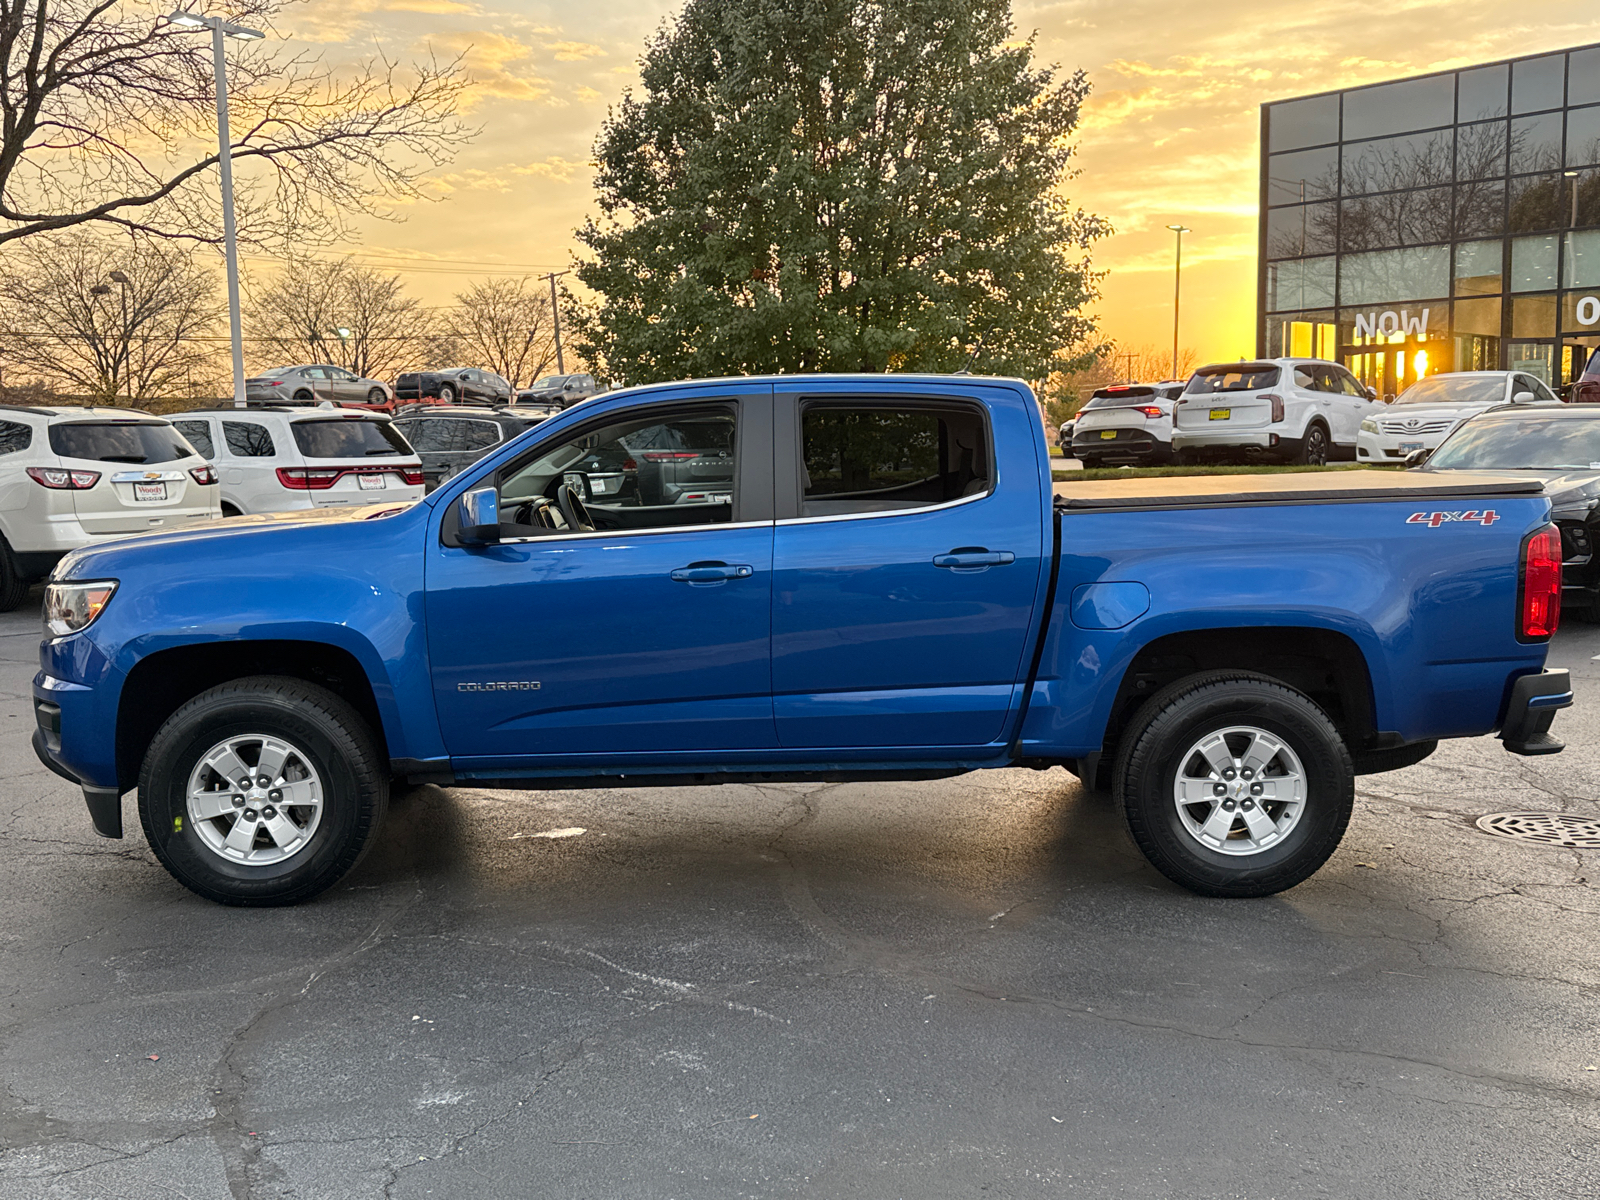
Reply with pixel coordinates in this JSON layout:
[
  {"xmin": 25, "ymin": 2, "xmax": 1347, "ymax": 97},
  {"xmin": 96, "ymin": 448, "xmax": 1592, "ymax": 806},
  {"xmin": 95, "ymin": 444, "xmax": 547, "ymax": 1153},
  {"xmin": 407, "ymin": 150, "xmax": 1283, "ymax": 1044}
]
[{"xmin": 1, "ymin": 601, "xmax": 1598, "ymax": 1199}]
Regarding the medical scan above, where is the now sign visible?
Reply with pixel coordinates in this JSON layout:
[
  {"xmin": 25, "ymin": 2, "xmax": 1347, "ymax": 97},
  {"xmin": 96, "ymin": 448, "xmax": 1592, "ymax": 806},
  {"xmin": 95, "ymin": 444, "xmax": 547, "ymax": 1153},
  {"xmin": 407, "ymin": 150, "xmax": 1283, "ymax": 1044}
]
[{"xmin": 1353, "ymin": 308, "xmax": 1430, "ymax": 339}]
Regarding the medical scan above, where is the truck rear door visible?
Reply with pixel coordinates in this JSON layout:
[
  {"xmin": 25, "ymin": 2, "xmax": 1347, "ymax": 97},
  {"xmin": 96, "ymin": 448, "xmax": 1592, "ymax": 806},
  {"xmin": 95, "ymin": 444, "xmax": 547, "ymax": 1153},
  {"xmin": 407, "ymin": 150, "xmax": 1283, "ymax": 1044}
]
[{"xmin": 769, "ymin": 382, "xmax": 1047, "ymax": 748}]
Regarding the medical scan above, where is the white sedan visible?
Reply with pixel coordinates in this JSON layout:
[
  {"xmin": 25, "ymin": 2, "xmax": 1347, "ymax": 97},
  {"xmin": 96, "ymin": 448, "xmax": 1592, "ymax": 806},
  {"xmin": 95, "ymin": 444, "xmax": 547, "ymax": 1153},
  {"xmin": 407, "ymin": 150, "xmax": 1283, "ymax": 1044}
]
[{"xmin": 1356, "ymin": 371, "xmax": 1562, "ymax": 464}]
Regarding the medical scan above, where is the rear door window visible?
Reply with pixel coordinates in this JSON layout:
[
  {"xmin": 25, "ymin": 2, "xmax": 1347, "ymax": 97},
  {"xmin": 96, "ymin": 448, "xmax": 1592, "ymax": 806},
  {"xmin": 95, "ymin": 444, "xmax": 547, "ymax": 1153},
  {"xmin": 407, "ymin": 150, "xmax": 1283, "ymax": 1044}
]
[
  {"xmin": 457, "ymin": 419, "xmax": 503, "ymax": 451},
  {"xmin": 799, "ymin": 403, "xmax": 990, "ymax": 516},
  {"xmin": 50, "ymin": 422, "xmax": 194, "ymax": 464},
  {"xmin": 0, "ymin": 420, "xmax": 32, "ymax": 455},
  {"xmin": 172, "ymin": 419, "xmax": 215, "ymax": 458},
  {"xmin": 223, "ymin": 421, "xmax": 277, "ymax": 457},
  {"xmin": 291, "ymin": 418, "xmax": 410, "ymax": 458}
]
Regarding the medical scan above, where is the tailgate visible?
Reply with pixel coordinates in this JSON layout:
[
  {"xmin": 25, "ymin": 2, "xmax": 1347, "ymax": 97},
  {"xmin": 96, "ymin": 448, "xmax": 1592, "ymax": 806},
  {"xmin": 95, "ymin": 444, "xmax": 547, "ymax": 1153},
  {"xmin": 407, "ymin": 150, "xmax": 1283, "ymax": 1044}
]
[
  {"xmin": 1175, "ymin": 393, "xmax": 1273, "ymax": 430},
  {"xmin": 73, "ymin": 467, "xmax": 210, "ymax": 535}
]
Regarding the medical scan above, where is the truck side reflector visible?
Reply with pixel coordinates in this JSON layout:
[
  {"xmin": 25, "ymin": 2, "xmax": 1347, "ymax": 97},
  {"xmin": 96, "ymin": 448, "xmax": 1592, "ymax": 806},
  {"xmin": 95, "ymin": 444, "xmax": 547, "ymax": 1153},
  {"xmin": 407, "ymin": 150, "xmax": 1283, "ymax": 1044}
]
[{"xmin": 1519, "ymin": 524, "xmax": 1561, "ymax": 640}]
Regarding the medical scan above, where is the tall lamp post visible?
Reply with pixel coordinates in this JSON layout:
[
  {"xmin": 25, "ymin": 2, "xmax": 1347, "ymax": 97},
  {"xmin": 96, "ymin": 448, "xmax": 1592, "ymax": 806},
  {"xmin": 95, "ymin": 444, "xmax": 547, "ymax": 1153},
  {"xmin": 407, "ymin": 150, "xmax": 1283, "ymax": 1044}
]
[
  {"xmin": 167, "ymin": 12, "xmax": 264, "ymax": 408},
  {"xmin": 1166, "ymin": 224, "xmax": 1191, "ymax": 381},
  {"xmin": 541, "ymin": 270, "xmax": 570, "ymax": 374}
]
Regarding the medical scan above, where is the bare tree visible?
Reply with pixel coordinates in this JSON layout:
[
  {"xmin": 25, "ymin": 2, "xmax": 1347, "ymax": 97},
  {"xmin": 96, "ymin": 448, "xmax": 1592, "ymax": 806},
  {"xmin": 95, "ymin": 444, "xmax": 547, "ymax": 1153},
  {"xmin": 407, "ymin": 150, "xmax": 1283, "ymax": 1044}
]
[
  {"xmin": 243, "ymin": 255, "xmax": 442, "ymax": 382},
  {"xmin": 0, "ymin": 2, "xmax": 473, "ymax": 248},
  {"xmin": 0, "ymin": 229, "xmax": 223, "ymax": 402},
  {"xmin": 444, "ymin": 277, "xmax": 556, "ymax": 388},
  {"xmin": 1040, "ymin": 341, "xmax": 1198, "ymax": 425}
]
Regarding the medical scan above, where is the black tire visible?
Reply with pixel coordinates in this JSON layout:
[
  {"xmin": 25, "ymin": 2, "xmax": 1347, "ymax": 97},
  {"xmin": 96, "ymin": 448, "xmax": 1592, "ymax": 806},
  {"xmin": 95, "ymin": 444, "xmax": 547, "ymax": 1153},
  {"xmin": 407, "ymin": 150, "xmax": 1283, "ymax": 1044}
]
[
  {"xmin": 1295, "ymin": 422, "xmax": 1329, "ymax": 466},
  {"xmin": 1114, "ymin": 671, "xmax": 1354, "ymax": 898},
  {"xmin": 439, "ymin": 384, "xmax": 457, "ymax": 404},
  {"xmin": 1567, "ymin": 603, "xmax": 1600, "ymax": 624},
  {"xmin": 0, "ymin": 534, "xmax": 32, "ymax": 612},
  {"xmin": 1175, "ymin": 450, "xmax": 1197, "ymax": 466},
  {"xmin": 368, "ymin": 388, "xmax": 386, "ymax": 405},
  {"xmin": 293, "ymin": 389, "xmax": 314, "ymax": 402},
  {"xmin": 220, "ymin": 502, "xmax": 242, "ymax": 518},
  {"xmin": 138, "ymin": 676, "xmax": 389, "ymax": 906},
  {"xmin": 1078, "ymin": 455, "xmax": 1101, "ymax": 469}
]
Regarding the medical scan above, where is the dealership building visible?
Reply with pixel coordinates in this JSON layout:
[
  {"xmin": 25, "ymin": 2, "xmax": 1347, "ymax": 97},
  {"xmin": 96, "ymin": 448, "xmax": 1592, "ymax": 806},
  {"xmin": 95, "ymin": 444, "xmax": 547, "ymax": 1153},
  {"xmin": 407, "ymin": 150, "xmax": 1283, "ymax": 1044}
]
[{"xmin": 1258, "ymin": 43, "xmax": 1600, "ymax": 395}]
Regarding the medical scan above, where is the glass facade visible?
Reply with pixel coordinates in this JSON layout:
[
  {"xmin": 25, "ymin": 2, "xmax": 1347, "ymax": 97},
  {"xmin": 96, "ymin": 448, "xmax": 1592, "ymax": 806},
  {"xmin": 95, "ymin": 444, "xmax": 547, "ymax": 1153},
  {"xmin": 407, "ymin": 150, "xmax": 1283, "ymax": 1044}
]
[{"xmin": 1260, "ymin": 43, "xmax": 1600, "ymax": 396}]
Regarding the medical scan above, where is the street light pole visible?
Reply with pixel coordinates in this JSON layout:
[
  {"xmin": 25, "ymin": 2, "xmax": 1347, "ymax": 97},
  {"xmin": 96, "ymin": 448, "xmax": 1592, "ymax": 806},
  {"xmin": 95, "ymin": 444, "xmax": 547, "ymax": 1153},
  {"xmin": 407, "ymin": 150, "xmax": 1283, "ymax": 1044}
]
[
  {"xmin": 1166, "ymin": 224, "xmax": 1191, "ymax": 380},
  {"xmin": 541, "ymin": 270, "xmax": 570, "ymax": 374},
  {"xmin": 109, "ymin": 270, "xmax": 131, "ymax": 405},
  {"xmin": 168, "ymin": 12, "xmax": 264, "ymax": 408}
]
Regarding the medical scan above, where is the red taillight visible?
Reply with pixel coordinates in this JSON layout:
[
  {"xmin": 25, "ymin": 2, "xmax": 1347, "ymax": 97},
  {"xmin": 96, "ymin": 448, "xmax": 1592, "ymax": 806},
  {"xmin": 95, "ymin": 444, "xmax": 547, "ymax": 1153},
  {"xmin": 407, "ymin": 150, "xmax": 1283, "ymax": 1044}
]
[
  {"xmin": 401, "ymin": 466, "xmax": 423, "ymax": 487},
  {"xmin": 276, "ymin": 467, "xmax": 341, "ymax": 490},
  {"xmin": 27, "ymin": 467, "xmax": 100, "ymax": 490},
  {"xmin": 190, "ymin": 465, "xmax": 218, "ymax": 485},
  {"xmin": 1519, "ymin": 524, "xmax": 1562, "ymax": 640},
  {"xmin": 642, "ymin": 451, "xmax": 698, "ymax": 461},
  {"xmin": 622, "ymin": 458, "xmax": 637, "ymax": 471},
  {"xmin": 1261, "ymin": 393, "xmax": 1285, "ymax": 422},
  {"xmin": 1134, "ymin": 406, "xmax": 1164, "ymax": 418}
]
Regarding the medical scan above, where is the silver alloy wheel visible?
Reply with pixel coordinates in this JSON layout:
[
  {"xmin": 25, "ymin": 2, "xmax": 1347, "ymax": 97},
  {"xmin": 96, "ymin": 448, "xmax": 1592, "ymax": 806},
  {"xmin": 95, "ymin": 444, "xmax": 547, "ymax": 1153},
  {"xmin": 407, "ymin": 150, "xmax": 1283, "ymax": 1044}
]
[
  {"xmin": 185, "ymin": 734, "xmax": 324, "ymax": 867},
  {"xmin": 1172, "ymin": 725, "xmax": 1306, "ymax": 856}
]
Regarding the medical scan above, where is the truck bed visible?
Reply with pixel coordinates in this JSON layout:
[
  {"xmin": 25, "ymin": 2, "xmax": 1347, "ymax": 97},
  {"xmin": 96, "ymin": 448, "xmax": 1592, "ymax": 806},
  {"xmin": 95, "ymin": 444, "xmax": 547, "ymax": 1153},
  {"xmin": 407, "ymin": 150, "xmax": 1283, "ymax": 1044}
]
[{"xmin": 1053, "ymin": 469, "xmax": 1545, "ymax": 511}]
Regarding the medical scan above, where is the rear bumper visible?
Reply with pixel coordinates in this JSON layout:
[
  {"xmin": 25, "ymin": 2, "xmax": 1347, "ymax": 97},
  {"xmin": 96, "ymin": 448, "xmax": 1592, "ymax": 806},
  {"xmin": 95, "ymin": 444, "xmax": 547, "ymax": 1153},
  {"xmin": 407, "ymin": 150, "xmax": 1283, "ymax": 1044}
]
[
  {"xmin": 1071, "ymin": 431, "xmax": 1172, "ymax": 462},
  {"xmin": 1172, "ymin": 427, "xmax": 1279, "ymax": 450},
  {"xmin": 1500, "ymin": 668, "xmax": 1572, "ymax": 755}
]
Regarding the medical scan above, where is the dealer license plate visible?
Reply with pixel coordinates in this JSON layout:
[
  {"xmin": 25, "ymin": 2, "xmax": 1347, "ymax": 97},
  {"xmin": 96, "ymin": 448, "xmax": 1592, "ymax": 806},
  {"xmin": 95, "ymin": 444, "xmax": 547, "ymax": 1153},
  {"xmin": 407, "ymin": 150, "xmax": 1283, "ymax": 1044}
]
[
  {"xmin": 133, "ymin": 482, "xmax": 167, "ymax": 502},
  {"xmin": 1209, "ymin": 409, "xmax": 1231, "ymax": 420},
  {"xmin": 358, "ymin": 474, "xmax": 387, "ymax": 490},
  {"xmin": 1099, "ymin": 429, "xmax": 1117, "ymax": 440},
  {"xmin": 1399, "ymin": 441, "xmax": 1423, "ymax": 452}
]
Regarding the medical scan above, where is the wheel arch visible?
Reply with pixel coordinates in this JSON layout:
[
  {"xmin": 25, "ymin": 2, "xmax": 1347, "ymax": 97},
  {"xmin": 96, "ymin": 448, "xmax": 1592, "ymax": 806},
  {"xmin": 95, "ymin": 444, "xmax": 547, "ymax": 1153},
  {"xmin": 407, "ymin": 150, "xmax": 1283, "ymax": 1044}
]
[
  {"xmin": 116, "ymin": 640, "xmax": 390, "ymax": 792},
  {"xmin": 1089, "ymin": 626, "xmax": 1378, "ymax": 787}
]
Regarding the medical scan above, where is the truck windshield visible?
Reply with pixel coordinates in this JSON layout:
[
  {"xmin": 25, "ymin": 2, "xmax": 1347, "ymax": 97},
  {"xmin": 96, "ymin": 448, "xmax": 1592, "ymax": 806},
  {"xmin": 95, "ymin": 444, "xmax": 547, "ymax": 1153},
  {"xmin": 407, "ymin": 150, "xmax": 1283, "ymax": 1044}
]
[
  {"xmin": 291, "ymin": 418, "xmax": 410, "ymax": 458},
  {"xmin": 1429, "ymin": 417, "xmax": 1600, "ymax": 470},
  {"xmin": 1184, "ymin": 365, "xmax": 1279, "ymax": 394},
  {"xmin": 1394, "ymin": 376, "xmax": 1504, "ymax": 404},
  {"xmin": 49, "ymin": 422, "xmax": 195, "ymax": 464}
]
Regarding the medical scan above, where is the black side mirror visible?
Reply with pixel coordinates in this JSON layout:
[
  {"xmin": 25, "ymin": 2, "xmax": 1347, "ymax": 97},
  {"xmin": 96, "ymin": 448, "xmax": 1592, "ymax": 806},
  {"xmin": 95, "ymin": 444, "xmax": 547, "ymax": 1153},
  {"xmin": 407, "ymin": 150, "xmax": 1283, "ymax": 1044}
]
[
  {"xmin": 1403, "ymin": 448, "xmax": 1432, "ymax": 469},
  {"xmin": 459, "ymin": 486, "xmax": 501, "ymax": 545}
]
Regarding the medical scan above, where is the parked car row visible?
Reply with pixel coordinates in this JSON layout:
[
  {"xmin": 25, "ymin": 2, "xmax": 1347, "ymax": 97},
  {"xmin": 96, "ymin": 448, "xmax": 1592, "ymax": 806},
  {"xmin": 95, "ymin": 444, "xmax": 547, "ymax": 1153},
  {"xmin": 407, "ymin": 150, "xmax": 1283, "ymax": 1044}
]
[
  {"xmin": 1062, "ymin": 360, "xmax": 1587, "ymax": 468},
  {"xmin": 245, "ymin": 364, "xmax": 602, "ymax": 415}
]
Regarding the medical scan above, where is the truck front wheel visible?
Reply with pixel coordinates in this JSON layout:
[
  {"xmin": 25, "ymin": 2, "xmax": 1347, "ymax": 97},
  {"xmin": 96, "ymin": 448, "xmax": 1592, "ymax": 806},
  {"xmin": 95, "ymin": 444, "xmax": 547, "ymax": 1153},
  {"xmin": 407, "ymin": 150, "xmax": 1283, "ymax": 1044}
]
[
  {"xmin": 1113, "ymin": 672, "xmax": 1353, "ymax": 897},
  {"xmin": 138, "ymin": 676, "xmax": 389, "ymax": 906}
]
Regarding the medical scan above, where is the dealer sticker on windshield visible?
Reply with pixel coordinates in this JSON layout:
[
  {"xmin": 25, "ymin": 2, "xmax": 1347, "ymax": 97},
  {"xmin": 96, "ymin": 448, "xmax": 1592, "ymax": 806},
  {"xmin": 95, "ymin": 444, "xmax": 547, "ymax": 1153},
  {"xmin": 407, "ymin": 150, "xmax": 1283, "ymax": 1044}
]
[{"xmin": 1407, "ymin": 510, "xmax": 1500, "ymax": 527}]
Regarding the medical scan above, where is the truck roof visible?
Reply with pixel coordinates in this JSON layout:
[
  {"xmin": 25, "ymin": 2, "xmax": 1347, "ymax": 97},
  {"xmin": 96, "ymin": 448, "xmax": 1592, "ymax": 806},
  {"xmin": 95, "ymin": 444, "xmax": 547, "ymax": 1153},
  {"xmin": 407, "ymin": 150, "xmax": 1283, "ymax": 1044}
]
[{"xmin": 1053, "ymin": 469, "xmax": 1546, "ymax": 511}]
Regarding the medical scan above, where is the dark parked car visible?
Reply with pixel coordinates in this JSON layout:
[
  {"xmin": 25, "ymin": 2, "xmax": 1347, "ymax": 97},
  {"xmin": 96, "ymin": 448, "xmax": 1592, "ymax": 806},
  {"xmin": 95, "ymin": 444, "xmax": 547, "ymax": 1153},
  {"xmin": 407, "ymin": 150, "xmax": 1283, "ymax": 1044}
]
[
  {"xmin": 390, "ymin": 406, "xmax": 548, "ymax": 491},
  {"xmin": 394, "ymin": 368, "xmax": 513, "ymax": 408},
  {"xmin": 1416, "ymin": 403, "xmax": 1600, "ymax": 620},
  {"xmin": 516, "ymin": 373, "xmax": 599, "ymax": 408}
]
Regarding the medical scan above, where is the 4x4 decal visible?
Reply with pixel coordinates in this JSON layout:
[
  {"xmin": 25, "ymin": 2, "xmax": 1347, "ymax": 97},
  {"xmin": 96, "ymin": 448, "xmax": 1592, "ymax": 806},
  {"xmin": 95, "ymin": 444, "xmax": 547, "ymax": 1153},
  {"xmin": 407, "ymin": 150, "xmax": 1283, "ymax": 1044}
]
[{"xmin": 1407, "ymin": 510, "xmax": 1500, "ymax": 527}]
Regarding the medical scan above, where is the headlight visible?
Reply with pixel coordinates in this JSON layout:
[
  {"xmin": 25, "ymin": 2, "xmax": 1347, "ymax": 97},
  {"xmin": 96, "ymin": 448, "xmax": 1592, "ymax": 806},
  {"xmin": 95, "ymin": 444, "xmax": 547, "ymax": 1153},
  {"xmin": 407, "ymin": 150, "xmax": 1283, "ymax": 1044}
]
[
  {"xmin": 43, "ymin": 580, "xmax": 118, "ymax": 638},
  {"xmin": 1360, "ymin": 418, "xmax": 1378, "ymax": 433}
]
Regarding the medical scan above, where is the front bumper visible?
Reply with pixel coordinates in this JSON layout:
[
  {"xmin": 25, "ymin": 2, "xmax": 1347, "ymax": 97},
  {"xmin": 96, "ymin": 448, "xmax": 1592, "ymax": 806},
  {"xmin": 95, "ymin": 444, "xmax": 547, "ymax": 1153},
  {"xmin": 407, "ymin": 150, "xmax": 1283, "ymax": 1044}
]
[
  {"xmin": 1356, "ymin": 430, "xmax": 1447, "ymax": 462},
  {"xmin": 1500, "ymin": 668, "xmax": 1572, "ymax": 755},
  {"xmin": 32, "ymin": 697, "xmax": 123, "ymax": 838}
]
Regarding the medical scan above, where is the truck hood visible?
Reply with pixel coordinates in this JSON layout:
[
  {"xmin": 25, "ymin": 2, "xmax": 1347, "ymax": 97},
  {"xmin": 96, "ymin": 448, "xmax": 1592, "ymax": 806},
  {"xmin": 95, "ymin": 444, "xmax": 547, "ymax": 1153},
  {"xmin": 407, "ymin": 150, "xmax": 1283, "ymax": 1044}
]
[
  {"xmin": 1378, "ymin": 403, "xmax": 1494, "ymax": 425},
  {"xmin": 52, "ymin": 501, "xmax": 427, "ymax": 581},
  {"xmin": 1429, "ymin": 468, "xmax": 1598, "ymax": 521}
]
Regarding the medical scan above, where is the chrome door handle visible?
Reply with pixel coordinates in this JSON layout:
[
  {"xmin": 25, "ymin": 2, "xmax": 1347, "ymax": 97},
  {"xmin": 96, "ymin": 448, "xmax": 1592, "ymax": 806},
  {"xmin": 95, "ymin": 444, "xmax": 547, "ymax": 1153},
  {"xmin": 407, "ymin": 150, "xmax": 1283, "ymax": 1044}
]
[
  {"xmin": 933, "ymin": 550, "xmax": 1015, "ymax": 569},
  {"xmin": 670, "ymin": 562, "xmax": 754, "ymax": 584}
]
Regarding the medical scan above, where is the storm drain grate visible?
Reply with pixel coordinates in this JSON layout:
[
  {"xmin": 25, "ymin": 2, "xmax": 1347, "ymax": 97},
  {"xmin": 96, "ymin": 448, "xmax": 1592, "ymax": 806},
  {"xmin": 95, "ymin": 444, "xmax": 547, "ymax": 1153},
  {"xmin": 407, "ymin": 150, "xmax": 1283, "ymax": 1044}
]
[{"xmin": 1474, "ymin": 811, "xmax": 1600, "ymax": 849}]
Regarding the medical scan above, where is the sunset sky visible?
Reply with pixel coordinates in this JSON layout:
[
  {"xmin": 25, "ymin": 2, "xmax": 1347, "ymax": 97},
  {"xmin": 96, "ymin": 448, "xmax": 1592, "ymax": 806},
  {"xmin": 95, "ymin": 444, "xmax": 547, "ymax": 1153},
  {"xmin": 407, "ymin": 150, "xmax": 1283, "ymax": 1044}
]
[{"xmin": 277, "ymin": 0, "xmax": 1600, "ymax": 367}]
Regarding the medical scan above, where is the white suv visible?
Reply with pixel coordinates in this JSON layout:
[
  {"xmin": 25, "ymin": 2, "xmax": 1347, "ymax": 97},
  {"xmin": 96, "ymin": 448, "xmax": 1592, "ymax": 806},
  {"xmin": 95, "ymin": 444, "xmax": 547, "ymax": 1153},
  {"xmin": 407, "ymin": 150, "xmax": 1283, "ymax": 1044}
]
[
  {"xmin": 0, "ymin": 406, "xmax": 219, "ymax": 609},
  {"xmin": 1070, "ymin": 382, "xmax": 1184, "ymax": 466},
  {"xmin": 1356, "ymin": 371, "xmax": 1561, "ymax": 463},
  {"xmin": 169, "ymin": 407, "xmax": 424, "ymax": 517},
  {"xmin": 1172, "ymin": 359, "xmax": 1378, "ymax": 465}
]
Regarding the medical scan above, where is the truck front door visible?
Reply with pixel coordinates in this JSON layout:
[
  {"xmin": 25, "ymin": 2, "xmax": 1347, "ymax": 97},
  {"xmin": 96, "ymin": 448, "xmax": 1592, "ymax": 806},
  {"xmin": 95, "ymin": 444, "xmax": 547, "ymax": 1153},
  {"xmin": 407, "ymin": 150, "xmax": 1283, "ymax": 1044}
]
[
  {"xmin": 425, "ymin": 388, "xmax": 777, "ymax": 761},
  {"xmin": 769, "ymin": 384, "xmax": 1047, "ymax": 749}
]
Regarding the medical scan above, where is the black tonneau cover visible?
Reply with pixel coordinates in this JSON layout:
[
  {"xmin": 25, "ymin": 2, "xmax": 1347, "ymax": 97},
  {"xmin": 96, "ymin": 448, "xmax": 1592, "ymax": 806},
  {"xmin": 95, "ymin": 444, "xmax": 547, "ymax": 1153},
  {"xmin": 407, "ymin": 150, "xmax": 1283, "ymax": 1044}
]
[{"xmin": 1054, "ymin": 469, "xmax": 1546, "ymax": 511}]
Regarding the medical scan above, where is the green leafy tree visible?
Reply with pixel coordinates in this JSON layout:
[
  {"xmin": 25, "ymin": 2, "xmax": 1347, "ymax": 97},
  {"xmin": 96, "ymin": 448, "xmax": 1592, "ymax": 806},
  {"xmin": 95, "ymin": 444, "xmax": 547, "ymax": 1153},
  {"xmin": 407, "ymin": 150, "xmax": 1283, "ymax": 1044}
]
[{"xmin": 572, "ymin": 0, "xmax": 1109, "ymax": 384}]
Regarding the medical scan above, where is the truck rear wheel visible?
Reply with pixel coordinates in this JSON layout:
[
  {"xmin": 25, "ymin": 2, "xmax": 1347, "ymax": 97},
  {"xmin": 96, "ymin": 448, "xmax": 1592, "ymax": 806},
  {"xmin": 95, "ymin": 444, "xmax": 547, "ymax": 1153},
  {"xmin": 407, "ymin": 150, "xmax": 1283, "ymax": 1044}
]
[
  {"xmin": 1113, "ymin": 671, "xmax": 1353, "ymax": 897},
  {"xmin": 138, "ymin": 676, "xmax": 388, "ymax": 906}
]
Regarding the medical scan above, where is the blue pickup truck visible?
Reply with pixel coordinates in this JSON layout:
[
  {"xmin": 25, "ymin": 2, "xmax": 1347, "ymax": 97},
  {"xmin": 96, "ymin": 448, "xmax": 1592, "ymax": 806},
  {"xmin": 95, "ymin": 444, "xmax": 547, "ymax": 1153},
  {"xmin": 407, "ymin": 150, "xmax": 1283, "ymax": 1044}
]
[{"xmin": 32, "ymin": 375, "xmax": 1572, "ymax": 906}]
